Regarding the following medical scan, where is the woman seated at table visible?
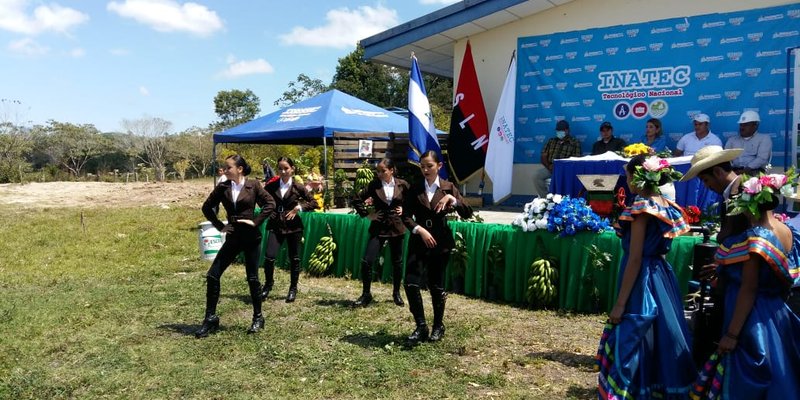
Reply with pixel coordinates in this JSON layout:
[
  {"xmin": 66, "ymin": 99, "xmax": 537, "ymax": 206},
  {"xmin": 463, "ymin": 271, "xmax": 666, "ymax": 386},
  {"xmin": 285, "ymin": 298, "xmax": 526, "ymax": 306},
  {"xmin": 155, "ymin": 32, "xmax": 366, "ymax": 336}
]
[
  {"xmin": 635, "ymin": 118, "xmax": 670, "ymax": 153},
  {"xmin": 692, "ymin": 172, "xmax": 800, "ymax": 398}
]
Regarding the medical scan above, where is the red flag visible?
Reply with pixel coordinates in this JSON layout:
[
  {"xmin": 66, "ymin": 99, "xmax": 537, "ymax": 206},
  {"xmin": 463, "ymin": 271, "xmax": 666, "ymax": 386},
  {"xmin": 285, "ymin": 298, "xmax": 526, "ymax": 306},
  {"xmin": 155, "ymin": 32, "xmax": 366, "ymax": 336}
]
[{"xmin": 447, "ymin": 41, "xmax": 489, "ymax": 184}]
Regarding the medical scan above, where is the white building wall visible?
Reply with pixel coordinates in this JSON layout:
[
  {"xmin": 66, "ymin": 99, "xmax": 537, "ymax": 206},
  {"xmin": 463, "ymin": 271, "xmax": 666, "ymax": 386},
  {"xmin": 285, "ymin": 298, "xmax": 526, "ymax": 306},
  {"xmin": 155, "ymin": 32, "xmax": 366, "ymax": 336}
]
[{"xmin": 453, "ymin": 0, "xmax": 795, "ymax": 199}]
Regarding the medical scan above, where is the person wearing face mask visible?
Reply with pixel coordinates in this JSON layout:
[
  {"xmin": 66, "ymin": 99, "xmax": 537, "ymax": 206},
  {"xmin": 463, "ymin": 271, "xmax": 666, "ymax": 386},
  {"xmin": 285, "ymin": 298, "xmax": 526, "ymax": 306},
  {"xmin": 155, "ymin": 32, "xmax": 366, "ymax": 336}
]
[
  {"xmin": 725, "ymin": 110, "xmax": 772, "ymax": 175},
  {"xmin": 533, "ymin": 119, "xmax": 582, "ymax": 198}
]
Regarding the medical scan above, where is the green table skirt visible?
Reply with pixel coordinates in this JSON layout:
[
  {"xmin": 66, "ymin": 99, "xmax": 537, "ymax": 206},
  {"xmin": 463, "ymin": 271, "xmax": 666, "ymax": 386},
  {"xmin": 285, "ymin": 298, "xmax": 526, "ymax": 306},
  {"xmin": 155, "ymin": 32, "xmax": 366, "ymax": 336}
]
[{"xmin": 259, "ymin": 212, "xmax": 701, "ymax": 313}]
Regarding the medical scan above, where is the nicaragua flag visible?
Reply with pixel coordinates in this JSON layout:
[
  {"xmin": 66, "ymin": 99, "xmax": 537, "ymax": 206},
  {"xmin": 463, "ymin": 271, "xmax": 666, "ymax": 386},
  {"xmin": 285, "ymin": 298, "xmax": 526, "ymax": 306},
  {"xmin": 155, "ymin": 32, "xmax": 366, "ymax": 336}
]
[{"xmin": 408, "ymin": 55, "xmax": 448, "ymax": 178}]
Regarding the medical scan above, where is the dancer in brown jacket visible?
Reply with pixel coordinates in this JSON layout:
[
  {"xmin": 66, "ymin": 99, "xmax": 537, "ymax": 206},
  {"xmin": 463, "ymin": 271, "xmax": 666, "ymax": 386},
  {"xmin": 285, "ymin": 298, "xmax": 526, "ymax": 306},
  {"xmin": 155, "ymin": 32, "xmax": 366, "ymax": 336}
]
[
  {"xmin": 351, "ymin": 158, "xmax": 410, "ymax": 307},
  {"xmin": 402, "ymin": 151, "xmax": 472, "ymax": 342},
  {"xmin": 261, "ymin": 157, "xmax": 318, "ymax": 303},
  {"xmin": 197, "ymin": 154, "xmax": 275, "ymax": 337}
]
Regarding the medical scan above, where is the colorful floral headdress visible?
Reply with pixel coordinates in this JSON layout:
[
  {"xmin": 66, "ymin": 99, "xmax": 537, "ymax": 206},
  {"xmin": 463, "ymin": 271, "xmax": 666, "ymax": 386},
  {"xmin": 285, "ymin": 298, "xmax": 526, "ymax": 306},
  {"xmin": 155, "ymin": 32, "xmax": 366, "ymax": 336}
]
[
  {"xmin": 623, "ymin": 143, "xmax": 653, "ymax": 158},
  {"xmin": 630, "ymin": 156, "xmax": 683, "ymax": 194},
  {"xmin": 728, "ymin": 169, "xmax": 797, "ymax": 219}
]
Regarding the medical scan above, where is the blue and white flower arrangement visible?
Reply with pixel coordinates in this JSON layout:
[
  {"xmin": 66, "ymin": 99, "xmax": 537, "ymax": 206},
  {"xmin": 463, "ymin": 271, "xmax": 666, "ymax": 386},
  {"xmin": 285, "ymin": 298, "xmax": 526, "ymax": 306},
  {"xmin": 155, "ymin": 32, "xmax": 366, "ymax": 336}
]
[{"xmin": 513, "ymin": 194, "xmax": 611, "ymax": 237}]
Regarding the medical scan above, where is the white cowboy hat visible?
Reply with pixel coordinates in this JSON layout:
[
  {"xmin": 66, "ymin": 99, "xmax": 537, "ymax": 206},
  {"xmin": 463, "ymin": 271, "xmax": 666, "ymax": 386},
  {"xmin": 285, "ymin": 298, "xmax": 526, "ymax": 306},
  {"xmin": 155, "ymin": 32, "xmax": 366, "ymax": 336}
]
[{"xmin": 680, "ymin": 145, "xmax": 743, "ymax": 181}]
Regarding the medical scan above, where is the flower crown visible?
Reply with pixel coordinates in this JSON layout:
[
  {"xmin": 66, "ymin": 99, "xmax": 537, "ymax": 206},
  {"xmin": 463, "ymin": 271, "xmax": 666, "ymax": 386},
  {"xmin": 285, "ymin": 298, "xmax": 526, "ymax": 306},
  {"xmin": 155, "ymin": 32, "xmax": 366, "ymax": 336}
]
[
  {"xmin": 728, "ymin": 169, "xmax": 797, "ymax": 219},
  {"xmin": 630, "ymin": 156, "xmax": 683, "ymax": 194}
]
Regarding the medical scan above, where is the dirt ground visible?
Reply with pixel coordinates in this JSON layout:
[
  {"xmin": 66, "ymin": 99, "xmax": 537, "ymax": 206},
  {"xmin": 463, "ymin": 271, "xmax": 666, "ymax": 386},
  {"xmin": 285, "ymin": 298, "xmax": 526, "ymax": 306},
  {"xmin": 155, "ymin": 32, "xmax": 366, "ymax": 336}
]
[{"xmin": 0, "ymin": 180, "xmax": 213, "ymax": 209}]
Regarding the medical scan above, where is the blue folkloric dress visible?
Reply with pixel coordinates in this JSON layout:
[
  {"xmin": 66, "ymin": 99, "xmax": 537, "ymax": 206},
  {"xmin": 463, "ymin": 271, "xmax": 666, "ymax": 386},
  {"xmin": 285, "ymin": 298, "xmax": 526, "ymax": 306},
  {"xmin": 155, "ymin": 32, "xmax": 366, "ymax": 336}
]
[
  {"xmin": 699, "ymin": 226, "xmax": 800, "ymax": 399},
  {"xmin": 597, "ymin": 196, "xmax": 695, "ymax": 399}
]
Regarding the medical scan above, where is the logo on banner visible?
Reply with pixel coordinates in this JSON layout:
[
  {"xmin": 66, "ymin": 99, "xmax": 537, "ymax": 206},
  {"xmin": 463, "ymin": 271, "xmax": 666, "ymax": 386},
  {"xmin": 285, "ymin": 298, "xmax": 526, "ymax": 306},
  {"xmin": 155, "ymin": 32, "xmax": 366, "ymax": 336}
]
[
  {"xmin": 585, "ymin": 64, "xmax": 598, "ymax": 72},
  {"xmin": 604, "ymin": 32, "xmax": 624, "ymax": 40},
  {"xmin": 626, "ymin": 29, "xmax": 639, "ymax": 38},
  {"xmin": 694, "ymin": 72, "xmax": 710, "ymax": 80},
  {"xmin": 758, "ymin": 13, "xmax": 784, "ymax": 22},
  {"xmin": 581, "ymin": 34, "xmax": 593, "ymax": 42},
  {"xmin": 614, "ymin": 102, "xmax": 631, "ymax": 119},
  {"xmin": 649, "ymin": 100, "xmax": 668, "ymax": 118},
  {"xmin": 724, "ymin": 91, "xmax": 741, "ymax": 100},
  {"xmin": 584, "ymin": 50, "xmax": 604, "ymax": 57},
  {"xmin": 729, "ymin": 17, "xmax": 745, "ymax": 26},
  {"xmin": 565, "ymin": 51, "xmax": 578, "ymax": 59},
  {"xmin": 702, "ymin": 21, "xmax": 726, "ymax": 29},
  {"xmin": 632, "ymin": 101, "xmax": 649, "ymax": 119},
  {"xmin": 697, "ymin": 38, "xmax": 712, "ymax": 47},
  {"xmin": 597, "ymin": 65, "xmax": 691, "ymax": 92},
  {"xmin": 748, "ymin": 32, "xmax": 763, "ymax": 42},
  {"xmin": 528, "ymin": 55, "xmax": 540, "ymax": 63},
  {"xmin": 606, "ymin": 47, "xmax": 619, "ymax": 55},
  {"xmin": 676, "ymin": 22, "xmax": 690, "ymax": 32},
  {"xmin": 745, "ymin": 68, "xmax": 761, "ymax": 77}
]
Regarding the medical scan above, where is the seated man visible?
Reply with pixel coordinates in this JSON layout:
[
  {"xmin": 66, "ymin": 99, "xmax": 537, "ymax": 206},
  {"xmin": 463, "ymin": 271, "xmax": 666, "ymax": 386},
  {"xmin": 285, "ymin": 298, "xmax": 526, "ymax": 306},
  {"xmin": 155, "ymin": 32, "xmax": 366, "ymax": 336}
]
[
  {"xmin": 725, "ymin": 110, "xmax": 771, "ymax": 174},
  {"xmin": 673, "ymin": 113, "xmax": 722, "ymax": 156},
  {"xmin": 533, "ymin": 119, "xmax": 582, "ymax": 197},
  {"xmin": 591, "ymin": 121, "xmax": 626, "ymax": 155}
]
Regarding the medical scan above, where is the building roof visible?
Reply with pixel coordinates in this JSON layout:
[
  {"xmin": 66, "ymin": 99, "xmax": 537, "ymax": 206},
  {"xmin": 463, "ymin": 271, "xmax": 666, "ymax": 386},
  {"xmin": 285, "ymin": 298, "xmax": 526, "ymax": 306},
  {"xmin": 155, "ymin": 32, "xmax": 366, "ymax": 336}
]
[{"xmin": 361, "ymin": 0, "xmax": 573, "ymax": 77}]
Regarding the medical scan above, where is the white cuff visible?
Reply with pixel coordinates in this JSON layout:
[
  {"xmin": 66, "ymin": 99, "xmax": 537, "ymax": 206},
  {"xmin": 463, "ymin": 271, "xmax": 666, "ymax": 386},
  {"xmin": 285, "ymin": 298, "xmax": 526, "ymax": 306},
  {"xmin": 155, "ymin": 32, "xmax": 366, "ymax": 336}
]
[{"xmin": 412, "ymin": 226, "xmax": 421, "ymax": 234}]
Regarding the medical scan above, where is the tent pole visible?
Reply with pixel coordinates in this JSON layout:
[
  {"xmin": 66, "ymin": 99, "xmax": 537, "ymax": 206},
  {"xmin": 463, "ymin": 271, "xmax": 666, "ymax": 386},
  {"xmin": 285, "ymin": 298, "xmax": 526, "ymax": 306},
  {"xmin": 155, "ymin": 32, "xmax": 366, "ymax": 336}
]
[
  {"xmin": 323, "ymin": 136, "xmax": 329, "ymax": 187},
  {"xmin": 211, "ymin": 143, "xmax": 217, "ymax": 190}
]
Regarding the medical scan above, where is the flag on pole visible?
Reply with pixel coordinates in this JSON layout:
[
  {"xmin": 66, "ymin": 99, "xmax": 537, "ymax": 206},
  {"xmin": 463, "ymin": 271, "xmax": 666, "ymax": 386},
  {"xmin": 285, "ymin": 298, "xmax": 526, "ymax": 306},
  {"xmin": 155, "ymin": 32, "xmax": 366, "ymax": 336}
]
[
  {"xmin": 486, "ymin": 52, "xmax": 516, "ymax": 204},
  {"xmin": 447, "ymin": 41, "xmax": 489, "ymax": 184},
  {"xmin": 408, "ymin": 55, "xmax": 447, "ymax": 178}
]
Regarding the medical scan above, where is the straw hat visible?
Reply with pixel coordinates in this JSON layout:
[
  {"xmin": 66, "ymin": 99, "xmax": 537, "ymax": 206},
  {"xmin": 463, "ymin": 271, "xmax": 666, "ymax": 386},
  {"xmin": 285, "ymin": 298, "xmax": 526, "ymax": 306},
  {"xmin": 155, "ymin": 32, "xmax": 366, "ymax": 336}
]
[{"xmin": 680, "ymin": 145, "xmax": 743, "ymax": 181}]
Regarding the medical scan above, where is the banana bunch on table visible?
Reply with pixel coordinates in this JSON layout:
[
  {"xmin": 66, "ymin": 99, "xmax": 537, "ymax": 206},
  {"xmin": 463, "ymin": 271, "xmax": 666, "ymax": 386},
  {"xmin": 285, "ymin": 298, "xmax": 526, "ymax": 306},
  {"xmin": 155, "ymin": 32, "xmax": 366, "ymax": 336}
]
[{"xmin": 526, "ymin": 257, "xmax": 559, "ymax": 307}]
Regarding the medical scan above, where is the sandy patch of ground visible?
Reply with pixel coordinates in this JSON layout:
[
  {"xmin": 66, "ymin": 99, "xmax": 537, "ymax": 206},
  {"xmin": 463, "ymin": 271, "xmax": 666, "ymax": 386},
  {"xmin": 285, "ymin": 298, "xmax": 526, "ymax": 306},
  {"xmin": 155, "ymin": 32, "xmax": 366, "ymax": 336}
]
[{"xmin": 0, "ymin": 180, "xmax": 213, "ymax": 209}]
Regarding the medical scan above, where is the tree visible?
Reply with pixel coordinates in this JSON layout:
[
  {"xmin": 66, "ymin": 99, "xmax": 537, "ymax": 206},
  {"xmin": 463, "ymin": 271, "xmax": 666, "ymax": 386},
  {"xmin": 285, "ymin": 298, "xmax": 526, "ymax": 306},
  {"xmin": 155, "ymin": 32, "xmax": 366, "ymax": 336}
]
[
  {"xmin": 38, "ymin": 120, "xmax": 107, "ymax": 178},
  {"xmin": 274, "ymin": 73, "xmax": 329, "ymax": 107},
  {"xmin": 0, "ymin": 99, "xmax": 32, "ymax": 183},
  {"xmin": 121, "ymin": 117, "xmax": 172, "ymax": 182},
  {"xmin": 169, "ymin": 126, "xmax": 214, "ymax": 178},
  {"xmin": 212, "ymin": 89, "xmax": 261, "ymax": 131}
]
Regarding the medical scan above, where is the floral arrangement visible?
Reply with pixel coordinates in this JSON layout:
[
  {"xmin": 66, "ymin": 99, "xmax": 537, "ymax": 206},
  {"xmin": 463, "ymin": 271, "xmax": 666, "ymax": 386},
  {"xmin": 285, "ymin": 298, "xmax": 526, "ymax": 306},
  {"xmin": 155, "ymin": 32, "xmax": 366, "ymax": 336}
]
[
  {"xmin": 622, "ymin": 143, "xmax": 653, "ymax": 158},
  {"xmin": 512, "ymin": 194, "xmax": 610, "ymax": 236},
  {"xmin": 684, "ymin": 205, "xmax": 701, "ymax": 225},
  {"xmin": 728, "ymin": 169, "xmax": 797, "ymax": 219},
  {"xmin": 630, "ymin": 156, "xmax": 683, "ymax": 194},
  {"xmin": 513, "ymin": 193, "xmax": 563, "ymax": 232},
  {"xmin": 547, "ymin": 196, "xmax": 611, "ymax": 237}
]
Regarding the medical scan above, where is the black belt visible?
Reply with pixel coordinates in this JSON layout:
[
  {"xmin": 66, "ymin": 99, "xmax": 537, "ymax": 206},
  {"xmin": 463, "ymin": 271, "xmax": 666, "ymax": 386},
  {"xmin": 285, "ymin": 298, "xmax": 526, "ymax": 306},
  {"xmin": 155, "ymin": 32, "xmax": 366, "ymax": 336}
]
[{"xmin": 422, "ymin": 218, "xmax": 445, "ymax": 228}]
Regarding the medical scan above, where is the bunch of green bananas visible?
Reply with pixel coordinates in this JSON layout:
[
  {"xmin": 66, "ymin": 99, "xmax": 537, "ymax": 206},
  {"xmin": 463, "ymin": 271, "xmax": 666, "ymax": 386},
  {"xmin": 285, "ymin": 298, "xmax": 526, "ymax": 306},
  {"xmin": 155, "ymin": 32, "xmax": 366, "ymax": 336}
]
[
  {"xmin": 526, "ymin": 257, "xmax": 559, "ymax": 307},
  {"xmin": 354, "ymin": 165, "xmax": 374, "ymax": 194},
  {"xmin": 307, "ymin": 235, "xmax": 336, "ymax": 276}
]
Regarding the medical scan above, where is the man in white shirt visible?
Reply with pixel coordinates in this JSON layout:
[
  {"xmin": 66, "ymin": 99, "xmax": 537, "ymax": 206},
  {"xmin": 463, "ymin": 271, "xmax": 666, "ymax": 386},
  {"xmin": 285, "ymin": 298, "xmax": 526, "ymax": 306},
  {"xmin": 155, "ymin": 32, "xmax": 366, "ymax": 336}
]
[
  {"xmin": 725, "ymin": 110, "xmax": 772, "ymax": 174},
  {"xmin": 673, "ymin": 113, "xmax": 723, "ymax": 157}
]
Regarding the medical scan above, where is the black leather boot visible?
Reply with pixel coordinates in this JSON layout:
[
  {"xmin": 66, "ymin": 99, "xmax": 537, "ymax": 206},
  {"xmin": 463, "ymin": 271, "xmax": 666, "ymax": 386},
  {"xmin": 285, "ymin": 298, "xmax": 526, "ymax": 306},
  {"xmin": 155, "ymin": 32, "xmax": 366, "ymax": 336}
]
[
  {"xmin": 286, "ymin": 257, "xmax": 300, "ymax": 303},
  {"xmin": 404, "ymin": 284, "xmax": 428, "ymax": 342},
  {"xmin": 392, "ymin": 261, "xmax": 404, "ymax": 306},
  {"xmin": 354, "ymin": 260, "xmax": 373, "ymax": 306},
  {"xmin": 247, "ymin": 313, "xmax": 265, "ymax": 334},
  {"xmin": 196, "ymin": 276, "xmax": 221, "ymax": 338},
  {"xmin": 260, "ymin": 257, "xmax": 275, "ymax": 300},
  {"xmin": 429, "ymin": 290, "xmax": 447, "ymax": 342}
]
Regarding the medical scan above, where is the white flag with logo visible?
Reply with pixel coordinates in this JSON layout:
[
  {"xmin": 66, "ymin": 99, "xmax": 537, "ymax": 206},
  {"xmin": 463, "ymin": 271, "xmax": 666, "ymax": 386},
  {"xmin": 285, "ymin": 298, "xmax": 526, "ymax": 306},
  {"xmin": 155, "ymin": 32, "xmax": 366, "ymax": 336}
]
[{"xmin": 486, "ymin": 53, "xmax": 516, "ymax": 204}]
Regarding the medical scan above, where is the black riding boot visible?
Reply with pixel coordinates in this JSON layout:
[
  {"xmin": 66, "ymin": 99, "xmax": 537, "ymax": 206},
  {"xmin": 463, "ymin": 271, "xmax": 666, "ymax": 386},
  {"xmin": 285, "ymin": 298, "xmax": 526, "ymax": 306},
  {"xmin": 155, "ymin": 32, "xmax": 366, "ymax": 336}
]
[
  {"xmin": 354, "ymin": 260, "xmax": 373, "ymax": 306},
  {"xmin": 260, "ymin": 257, "xmax": 275, "ymax": 300},
  {"xmin": 404, "ymin": 284, "xmax": 428, "ymax": 342},
  {"xmin": 392, "ymin": 261, "xmax": 404, "ymax": 306},
  {"xmin": 196, "ymin": 276, "xmax": 221, "ymax": 338},
  {"xmin": 286, "ymin": 257, "xmax": 300, "ymax": 303},
  {"xmin": 247, "ymin": 277, "xmax": 264, "ymax": 334},
  {"xmin": 430, "ymin": 289, "xmax": 447, "ymax": 341}
]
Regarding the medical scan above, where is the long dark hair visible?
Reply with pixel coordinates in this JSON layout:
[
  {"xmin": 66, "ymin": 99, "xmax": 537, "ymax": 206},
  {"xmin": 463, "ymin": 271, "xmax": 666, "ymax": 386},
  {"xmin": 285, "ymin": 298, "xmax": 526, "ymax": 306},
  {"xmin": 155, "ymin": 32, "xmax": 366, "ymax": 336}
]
[
  {"xmin": 378, "ymin": 158, "xmax": 395, "ymax": 171},
  {"xmin": 646, "ymin": 118, "xmax": 662, "ymax": 138},
  {"xmin": 226, "ymin": 154, "xmax": 251, "ymax": 176},
  {"xmin": 276, "ymin": 156, "xmax": 295, "ymax": 168}
]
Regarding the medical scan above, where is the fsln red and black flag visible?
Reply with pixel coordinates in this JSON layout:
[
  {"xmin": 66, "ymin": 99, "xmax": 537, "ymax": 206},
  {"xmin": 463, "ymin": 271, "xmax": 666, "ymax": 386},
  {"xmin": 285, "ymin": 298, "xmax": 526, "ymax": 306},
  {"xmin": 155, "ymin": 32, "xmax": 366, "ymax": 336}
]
[{"xmin": 447, "ymin": 40, "xmax": 489, "ymax": 184}]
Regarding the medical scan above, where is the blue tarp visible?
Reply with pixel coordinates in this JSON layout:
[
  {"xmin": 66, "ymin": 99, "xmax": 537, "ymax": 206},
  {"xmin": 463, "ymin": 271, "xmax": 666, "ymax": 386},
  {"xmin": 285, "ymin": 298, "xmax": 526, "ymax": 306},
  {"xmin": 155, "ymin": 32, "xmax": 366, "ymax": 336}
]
[{"xmin": 213, "ymin": 89, "xmax": 412, "ymax": 144}]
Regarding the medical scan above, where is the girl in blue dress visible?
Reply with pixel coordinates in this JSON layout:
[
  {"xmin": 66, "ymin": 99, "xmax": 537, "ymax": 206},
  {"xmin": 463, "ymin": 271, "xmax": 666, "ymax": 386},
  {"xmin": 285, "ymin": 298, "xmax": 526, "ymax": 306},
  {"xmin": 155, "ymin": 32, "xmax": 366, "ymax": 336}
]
[
  {"xmin": 597, "ymin": 154, "xmax": 696, "ymax": 399},
  {"xmin": 691, "ymin": 172, "xmax": 800, "ymax": 399}
]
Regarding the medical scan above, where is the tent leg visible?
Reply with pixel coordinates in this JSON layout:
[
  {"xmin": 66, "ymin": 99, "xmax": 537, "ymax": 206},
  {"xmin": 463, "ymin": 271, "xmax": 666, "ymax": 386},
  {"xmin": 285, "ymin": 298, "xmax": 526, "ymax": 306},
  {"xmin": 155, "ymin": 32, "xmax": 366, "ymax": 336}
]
[
  {"xmin": 323, "ymin": 138, "xmax": 328, "ymax": 181},
  {"xmin": 211, "ymin": 143, "xmax": 217, "ymax": 190}
]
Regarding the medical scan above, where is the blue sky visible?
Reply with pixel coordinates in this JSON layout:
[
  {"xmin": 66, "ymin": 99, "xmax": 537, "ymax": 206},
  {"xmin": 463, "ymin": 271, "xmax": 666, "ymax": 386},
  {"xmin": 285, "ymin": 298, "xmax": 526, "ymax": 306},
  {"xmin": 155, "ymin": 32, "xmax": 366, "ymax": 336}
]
[{"xmin": 0, "ymin": 0, "xmax": 457, "ymax": 132}]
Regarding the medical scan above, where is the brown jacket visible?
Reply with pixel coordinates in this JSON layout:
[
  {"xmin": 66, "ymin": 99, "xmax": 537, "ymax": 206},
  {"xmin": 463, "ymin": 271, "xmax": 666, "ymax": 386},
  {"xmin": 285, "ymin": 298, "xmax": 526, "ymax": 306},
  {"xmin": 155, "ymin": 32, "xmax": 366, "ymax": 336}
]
[
  {"xmin": 264, "ymin": 178, "xmax": 318, "ymax": 234},
  {"xmin": 352, "ymin": 178, "xmax": 410, "ymax": 237},
  {"xmin": 402, "ymin": 178, "xmax": 472, "ymax": 251},
  {"xmin": 202, "ymin": 178, "xmax": 276, "ymax": 236}
]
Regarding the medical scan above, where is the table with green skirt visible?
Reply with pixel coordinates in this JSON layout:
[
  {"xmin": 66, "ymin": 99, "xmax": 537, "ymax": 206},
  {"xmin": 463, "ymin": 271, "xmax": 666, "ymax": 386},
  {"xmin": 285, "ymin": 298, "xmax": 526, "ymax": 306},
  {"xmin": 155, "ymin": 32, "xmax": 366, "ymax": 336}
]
[{"xmin": 256, "ymin": 212, "xmax": 702, "ymax": 313}]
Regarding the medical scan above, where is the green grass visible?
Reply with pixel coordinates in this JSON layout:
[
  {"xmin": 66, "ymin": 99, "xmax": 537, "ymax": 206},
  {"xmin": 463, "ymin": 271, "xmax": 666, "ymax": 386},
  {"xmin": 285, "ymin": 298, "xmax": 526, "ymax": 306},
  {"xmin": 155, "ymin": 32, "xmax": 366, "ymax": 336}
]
[{"xmin": 0, "ymin": 206, "xmax": 602, "ymax": 399}]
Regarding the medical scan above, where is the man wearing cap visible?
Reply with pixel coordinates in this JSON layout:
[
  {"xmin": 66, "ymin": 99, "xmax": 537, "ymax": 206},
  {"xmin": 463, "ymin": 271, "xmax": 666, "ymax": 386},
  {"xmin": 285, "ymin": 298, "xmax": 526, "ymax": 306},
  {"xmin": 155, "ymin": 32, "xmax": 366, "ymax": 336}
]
[
  {"xmin": 673, "ymin": 113, "xmax": 723, "ymax": 157},
  {"xmin": 533, "ymin": 119, "xmax": 582, "ymax": 197},
  {"xmin": 725, "ymin": 110, "xmax": 772, "ymax": 174},
  {"xmin": 591, "ymin": 121, "xmax": 626, "ymax": 155}
]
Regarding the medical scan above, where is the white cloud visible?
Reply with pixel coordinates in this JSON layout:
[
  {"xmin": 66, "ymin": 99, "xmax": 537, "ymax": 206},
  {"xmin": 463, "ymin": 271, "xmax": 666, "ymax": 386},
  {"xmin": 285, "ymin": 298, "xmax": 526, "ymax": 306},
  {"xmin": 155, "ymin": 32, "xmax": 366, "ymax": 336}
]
[
  {"xmin": 109, "ymin": 48, "xmax": 130, "ymax": 56},
  {"xmin": 0, "ymin": 0, "xmax": 89, "ymax": 35},
  {"xmin": 8, "ymin": 37, "xmax": 49, "ymax": 56},
  {"xmin": 218, "ymin": 55, "xmax": 275, "ymax": 79},
  {"xmin": 139, "ymin": 86, "xmax": 150, "ymax": 96},
  {"xmin": 419, "ymin": 0, "xmax": 460, "ymax": 4},
  {"xmin": 68, "ymin": 47, "xmax": 85, "ymax": 57},
  {"xmin": 107, "ymin": 0, "xmax": 223, "ymax": 37},
  {"xmin": 279, "ymin": 5, "xmax": 398, "ymax": 49}
]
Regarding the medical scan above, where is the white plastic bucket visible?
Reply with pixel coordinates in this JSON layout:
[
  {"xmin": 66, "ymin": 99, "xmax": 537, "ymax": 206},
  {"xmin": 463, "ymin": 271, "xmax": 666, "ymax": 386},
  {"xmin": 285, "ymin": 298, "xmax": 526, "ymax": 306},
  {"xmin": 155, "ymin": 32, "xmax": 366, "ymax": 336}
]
[{"xmin": 198, "ymin": 221, "xmax": 225, "ymax": 261}]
